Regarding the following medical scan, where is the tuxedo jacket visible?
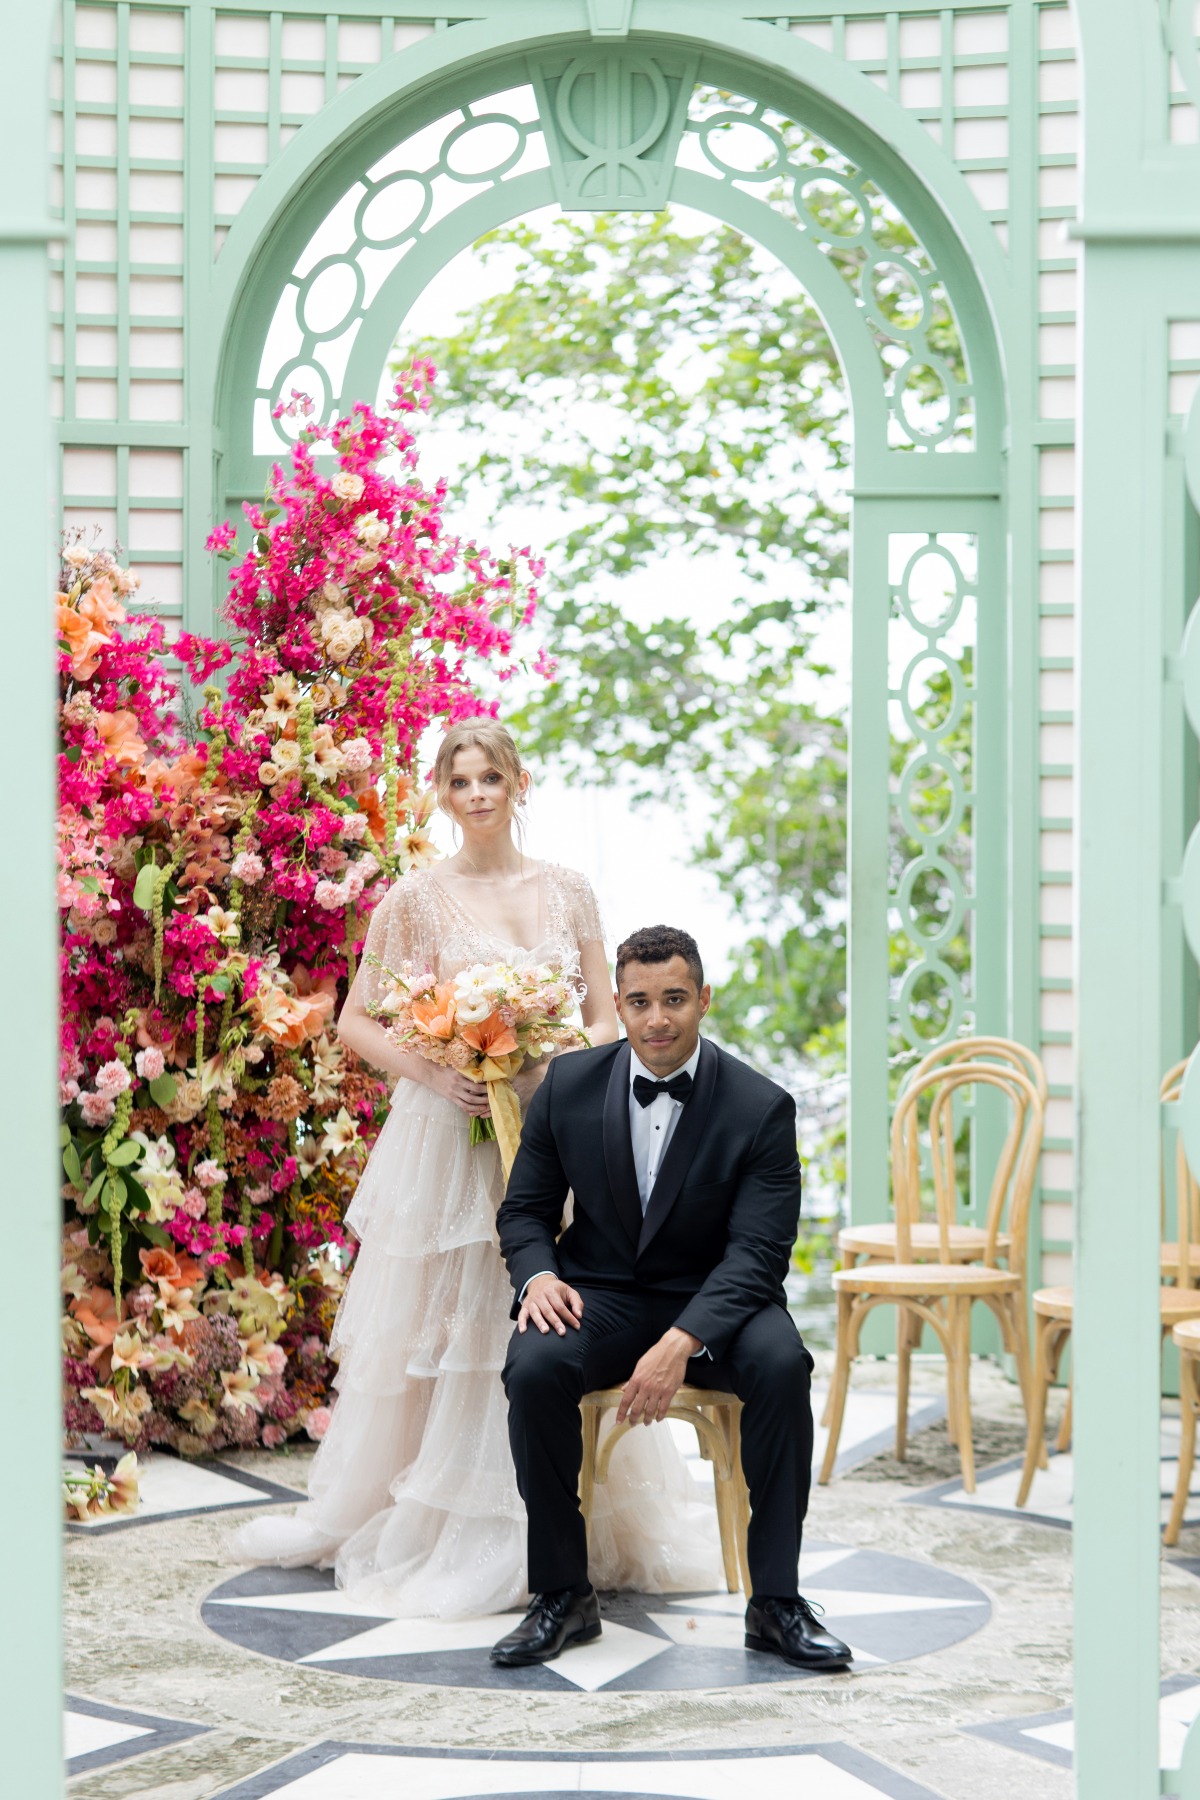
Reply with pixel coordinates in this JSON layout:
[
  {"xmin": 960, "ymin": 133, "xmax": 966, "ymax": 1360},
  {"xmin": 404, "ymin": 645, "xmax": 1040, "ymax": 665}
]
[{"xmin": 496, "ymin": 1037, "xmax": 802, "ymax": 1361}]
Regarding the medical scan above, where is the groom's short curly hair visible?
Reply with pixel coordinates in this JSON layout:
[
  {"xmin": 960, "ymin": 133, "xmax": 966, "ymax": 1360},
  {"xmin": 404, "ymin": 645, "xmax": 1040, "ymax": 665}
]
[{"xmin": 615, "ymin": 925, "xmax": 705, "ymax": 993}]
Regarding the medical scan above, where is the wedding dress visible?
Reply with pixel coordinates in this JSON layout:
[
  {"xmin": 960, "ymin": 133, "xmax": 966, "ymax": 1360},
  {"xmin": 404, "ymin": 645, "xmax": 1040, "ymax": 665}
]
[{"xmin": 231, "ymin": 861, "xmax": 721, "ymax": 1617}]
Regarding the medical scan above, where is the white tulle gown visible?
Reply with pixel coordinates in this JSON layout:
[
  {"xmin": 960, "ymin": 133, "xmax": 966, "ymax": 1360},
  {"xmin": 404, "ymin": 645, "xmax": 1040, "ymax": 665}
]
[{"xmin": 232, "ymin": 861, "xmax": 721, "ymax": 1617}]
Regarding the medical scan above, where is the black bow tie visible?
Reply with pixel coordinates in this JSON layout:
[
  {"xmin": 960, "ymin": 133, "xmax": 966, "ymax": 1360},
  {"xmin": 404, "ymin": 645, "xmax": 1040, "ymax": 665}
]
[{"xmin": 632, "ymin": 1071, "xmax": 694, "ymax": 1108}]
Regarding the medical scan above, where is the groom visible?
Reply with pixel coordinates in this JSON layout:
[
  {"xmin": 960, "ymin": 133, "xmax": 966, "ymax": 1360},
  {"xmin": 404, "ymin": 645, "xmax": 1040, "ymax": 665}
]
[{"xmin": 490, "ymin": 924, "xmax": 851, "ymax": 1673}]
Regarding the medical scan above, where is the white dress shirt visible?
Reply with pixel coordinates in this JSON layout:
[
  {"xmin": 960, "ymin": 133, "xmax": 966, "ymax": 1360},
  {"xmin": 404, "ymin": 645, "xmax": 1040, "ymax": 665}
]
[{"xmin": 628, "ymin": 1041, "xmax": 702, "ymax": 1214}]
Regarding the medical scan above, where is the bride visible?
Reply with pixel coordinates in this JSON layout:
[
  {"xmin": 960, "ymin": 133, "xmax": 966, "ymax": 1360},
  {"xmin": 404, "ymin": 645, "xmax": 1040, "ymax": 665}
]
[{"xmin": 233, "ymin": 719, "xmax": 720, "ymax": 1617}]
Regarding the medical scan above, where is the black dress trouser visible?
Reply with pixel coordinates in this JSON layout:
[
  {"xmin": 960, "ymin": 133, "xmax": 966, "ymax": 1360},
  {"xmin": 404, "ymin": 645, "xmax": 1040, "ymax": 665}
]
[{"xmin": 501, "ymin": 1284, "xmax": 814, "ymax": 1599}]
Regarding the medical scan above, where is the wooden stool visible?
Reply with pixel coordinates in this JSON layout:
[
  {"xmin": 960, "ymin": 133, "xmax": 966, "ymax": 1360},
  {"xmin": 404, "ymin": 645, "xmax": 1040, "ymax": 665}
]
[{"xmin": 579, "ymin": 1385, "xmax": 750, "ymax": 1594}]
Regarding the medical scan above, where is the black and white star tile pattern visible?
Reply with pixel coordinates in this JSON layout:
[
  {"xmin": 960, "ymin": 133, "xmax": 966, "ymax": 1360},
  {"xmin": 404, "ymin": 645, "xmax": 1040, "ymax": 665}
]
[
  {"xmin": 210, "ymin": 1742, "xmax": 952, "ymax": 1800},
  {"xmin": 964, "ymin": 1672, "xmax": 1200, "ymax": 1771},
  {"xmin": 64, "ymin": 1448, "xmax": 304, "ymax": 1534},
  {"xmin": 65, "ymin": 1694, "xmax": 209, "ymax": 1777},
  {"xmin": 201, "ymin": 1539, "xmax": 990, "ymax": 1693},
  {"xmin": 910, "ymin": 1418, "xmax": 1200, "ymax": 1531}
]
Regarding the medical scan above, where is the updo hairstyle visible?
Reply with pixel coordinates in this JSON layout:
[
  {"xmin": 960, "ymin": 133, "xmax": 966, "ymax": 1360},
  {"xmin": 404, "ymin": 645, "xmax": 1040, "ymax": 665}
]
[{"xmin": 432, "ymin": 719, "xmax": 531, "ymax": 820}]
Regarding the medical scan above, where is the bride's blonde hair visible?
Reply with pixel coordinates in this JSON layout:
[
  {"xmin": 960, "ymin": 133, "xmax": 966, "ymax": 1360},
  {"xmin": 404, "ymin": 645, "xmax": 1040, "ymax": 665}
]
[{"xmin": 433, "ymin": 719, "xmax": 530, "ymax": 819}]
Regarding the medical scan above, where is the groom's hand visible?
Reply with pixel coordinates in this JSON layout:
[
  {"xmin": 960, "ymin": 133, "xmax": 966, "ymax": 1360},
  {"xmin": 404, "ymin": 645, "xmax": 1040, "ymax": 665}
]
[
  {"xmin": 518, "ymin": 1274, "xmax": 584, "ymax": 1336},
  {"xmin": 618, "ymin": 1328, "xmax": 702, "ymax": 1426}
]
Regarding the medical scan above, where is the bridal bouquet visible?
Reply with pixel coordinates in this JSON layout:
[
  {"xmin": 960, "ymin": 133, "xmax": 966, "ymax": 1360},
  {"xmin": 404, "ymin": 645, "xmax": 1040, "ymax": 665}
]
[{"xmin": 368, "ymin": 957, "xmax": 590, "ymax": 1175}]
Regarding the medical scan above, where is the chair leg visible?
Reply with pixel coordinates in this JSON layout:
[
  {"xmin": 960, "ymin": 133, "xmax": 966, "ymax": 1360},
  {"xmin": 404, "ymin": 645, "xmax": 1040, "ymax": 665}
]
[
  {"xmin": 949, "ymin": 1297, "xmax": 976, "ymax": 1493},
  {"xmin": 820, "ymin": 1254, "xmax": 857, "ymax": 1428},
  {"xmin": 1056, "ymin": 1372, "xmax": 1073, "ymax": 1454},
  {"xmin": 1007, "ymin": 1299, "xmax": 1048, "ymax": 1470},
  {"xmin": 896, "ymin": 1305, "xmax": 916, "ymax": 1461},
  {"xmin": 819, "ymin": 1289, "xmax": 856, "ymax": 1485},
  {"xmin": 1166, "ymin": 1351, "xmax": 1198, "ymax": 1547},
  {"xmin": 1016, "ymin": 1314, "xmax": 1054, "ymax": 1508},
  {"xmin": 729, "ymin": 1406, "xmax": 751, "ymax": 1596},
  {"xmin": 711, "ymin": 1407, "xmax": 741, "ymax": 1594},
  {"xmin": 579, "ymin": 1404, "xmax": 600, "ymax": 1523}
]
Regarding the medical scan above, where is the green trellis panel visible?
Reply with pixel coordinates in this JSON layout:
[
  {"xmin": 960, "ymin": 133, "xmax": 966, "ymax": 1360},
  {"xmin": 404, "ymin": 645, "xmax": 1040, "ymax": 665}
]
[{"xmin": 35, "ymin": 4, "xmax": 1200, "ymax": 1793}]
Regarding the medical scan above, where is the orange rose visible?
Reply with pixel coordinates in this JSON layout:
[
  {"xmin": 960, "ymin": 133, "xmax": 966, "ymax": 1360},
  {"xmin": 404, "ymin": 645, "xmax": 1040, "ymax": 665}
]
[{"xmin": 411, "ymin": 983, "xmax": 457, "ymax": 1040}]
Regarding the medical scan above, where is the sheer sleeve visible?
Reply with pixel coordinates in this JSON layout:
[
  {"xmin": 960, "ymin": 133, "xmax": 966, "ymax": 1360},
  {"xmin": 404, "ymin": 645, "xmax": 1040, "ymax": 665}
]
[
  {"xmin": 552, "ymin": 864, "xmax": 605, "ymax": 951},
  {"xmin": 354, "ymin": 873, "xmax": 435, "ymax": 1014}
]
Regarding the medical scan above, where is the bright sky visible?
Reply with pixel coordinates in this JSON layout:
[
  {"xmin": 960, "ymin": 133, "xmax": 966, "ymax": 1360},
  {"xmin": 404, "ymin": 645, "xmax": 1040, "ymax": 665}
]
[{"xmin": 392, "ymin": 203, "xmax": 854, "ymax": 984}]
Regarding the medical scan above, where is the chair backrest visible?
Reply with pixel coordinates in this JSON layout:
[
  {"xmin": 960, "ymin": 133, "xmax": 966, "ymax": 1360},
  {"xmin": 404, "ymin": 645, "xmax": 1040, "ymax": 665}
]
[
  {"xmin": 890, "ymin": 1062, "xmax": 1044, "ymax": 1277},
  {"xmin": 901, "ymin": 1035, "xmax": 1048, "ymax": 1105},
  {"xmin": 1163, "ymin": 1067, "xmax": 1200, "ymax": 1291}
]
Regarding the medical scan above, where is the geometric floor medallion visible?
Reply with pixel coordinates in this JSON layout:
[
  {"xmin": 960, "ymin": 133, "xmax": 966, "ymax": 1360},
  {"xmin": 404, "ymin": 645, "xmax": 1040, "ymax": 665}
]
[{"xmin": 202, "ymin": 1539, "xmax": 990, "ymax": 1693}]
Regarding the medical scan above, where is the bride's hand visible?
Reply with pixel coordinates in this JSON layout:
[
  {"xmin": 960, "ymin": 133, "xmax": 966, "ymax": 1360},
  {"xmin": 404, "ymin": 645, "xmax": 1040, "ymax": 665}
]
[{"xmin": 421, "ymin": 1063, "xmax": 492, "ymax": 1117}]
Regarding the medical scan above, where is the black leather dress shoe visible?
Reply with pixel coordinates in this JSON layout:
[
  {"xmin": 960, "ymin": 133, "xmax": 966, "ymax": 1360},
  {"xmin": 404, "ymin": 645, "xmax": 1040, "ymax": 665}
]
[
  {"xmin": 490, "ymin": 1587, "xmax": 602, "ymax": 1666},
  {"xmin": 745, "ymin": 1595, "xmax": 853, "ymax": 1670}
]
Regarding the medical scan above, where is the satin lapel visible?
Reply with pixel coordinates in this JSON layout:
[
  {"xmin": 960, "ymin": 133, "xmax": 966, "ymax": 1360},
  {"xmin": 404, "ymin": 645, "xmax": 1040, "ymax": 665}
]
[
  {"xmin": 601, "ymin": 1042, "xmax": 641, "ymax": 1251},
  {"xmin": 636, "ymin": 1038, "xmax": 719, "ymax": 1258}
]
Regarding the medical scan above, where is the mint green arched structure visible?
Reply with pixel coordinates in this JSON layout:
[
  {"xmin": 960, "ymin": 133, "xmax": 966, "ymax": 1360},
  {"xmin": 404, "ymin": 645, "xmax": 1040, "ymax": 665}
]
[{"xmin": 15, "ymin": 1, "xmax": 1200, "ymax": 1795}]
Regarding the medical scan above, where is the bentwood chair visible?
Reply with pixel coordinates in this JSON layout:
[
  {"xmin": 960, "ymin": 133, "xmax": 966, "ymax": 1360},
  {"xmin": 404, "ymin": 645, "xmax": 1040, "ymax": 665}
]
[
  {"xmin": 579, "ymin": 1385, "xmax": 750, "ymax": 1594},
  {"xmin": 1166, "ymin": 1317, "xmax": 1200, "ymax": 1545},
  {"xmin": 823, "ymin": 1039, "xmax": 1047, "ymax": 1450},
  {"xmin": 1016, "ymin": 1063, "xmax": 1200, "ymax": 1509},
  {"xmin": 820, "ymin": 1063, "xmax": 1044, "ymax": 1493},
  {"xmin": 835, "ymin": 1037, "xmax": 1047, "ymax": 1274}
]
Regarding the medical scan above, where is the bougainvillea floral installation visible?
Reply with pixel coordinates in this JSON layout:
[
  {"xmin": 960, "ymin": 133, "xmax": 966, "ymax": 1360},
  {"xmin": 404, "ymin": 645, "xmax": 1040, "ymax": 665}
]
[{"xmin": 59, "ymin": 362, "xmax": 546, "ymax": 1467}]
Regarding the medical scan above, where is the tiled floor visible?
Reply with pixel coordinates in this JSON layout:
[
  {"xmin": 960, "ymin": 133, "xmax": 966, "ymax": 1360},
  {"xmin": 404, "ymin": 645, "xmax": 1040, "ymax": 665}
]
[
  {"xmin": 910, "ymin": 1417, "xmax": 1200, "ymax": 1530},
  {"xmin": 201, "ymin": 1539, "xmax": 989, "ymax": 1692},
  {"xmin": 210, "ymin": 1743, "xmax": 950, "ymax": 1800},
  {"xmin": 965, "ymin": 1674, "xmax": 1200, "ymax": 1771},
  {"xmin": 65, "ymin": 1694, "xmax": 208, "ymax": 1776},
  {"xmin": 64, "ymin": 1450, "xmax": 302, "ymax": 1534}
]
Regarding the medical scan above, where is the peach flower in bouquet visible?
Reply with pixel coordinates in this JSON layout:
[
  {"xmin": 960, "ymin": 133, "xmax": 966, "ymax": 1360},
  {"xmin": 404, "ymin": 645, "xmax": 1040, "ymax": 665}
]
[{"xmin": 367, "ymin": 957, "xmax": 590, "ymax": 1174}]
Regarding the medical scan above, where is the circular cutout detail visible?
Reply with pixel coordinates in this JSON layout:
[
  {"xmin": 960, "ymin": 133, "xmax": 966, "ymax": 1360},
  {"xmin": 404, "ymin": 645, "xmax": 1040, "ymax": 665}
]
[
  {"xmin": 700, "ymin": 114, "xmax": 788, "ymax": 179},
  {"xmin": 898, "ymin": 544, "xmax": 965, "ymax": 636},
  {"xmin": 297, "ymin": 257, "xmax": 364, "ymax": 340},
  {"xmin": 896, "ymin": 853, "xmax": 966, "ymax": 949},
  {"xmin": 867, "ymin": 258, "xmax": 927, "ymax": 334},
  {"xmin": 271, "ymin": 360, "xmax": 330, "ymax": 441},
  {"xmin": 899, "ymin": 650, "xmax": 966, "ymax": 740},
  {"xmin": 892, "ymin": 355, "xmax": 958, "ymax": 447},
  {"xmin": 795, "ymin": 173, "xmax": 868, "ymax": 243},
  {"xmin": 898, "ymin": 754, "xmax": 966, "ymax": 846},
  {"xmin": 895, "ymin": 958, "xmax": 964, "ymax": 1048},
  {"xmin": 356, "ymin": 173, "xmax": 431, "ymax": 249},
  {"xmin": 442, "ymin": 115, "xmax": 525, "ymax": 181}
]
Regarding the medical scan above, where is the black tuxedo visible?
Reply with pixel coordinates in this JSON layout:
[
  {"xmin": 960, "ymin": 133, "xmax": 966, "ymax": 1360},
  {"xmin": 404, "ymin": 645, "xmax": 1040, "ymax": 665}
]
[{"xmin": 497, "ymin": 1037, "xmax": 813, "ymax": 1599}]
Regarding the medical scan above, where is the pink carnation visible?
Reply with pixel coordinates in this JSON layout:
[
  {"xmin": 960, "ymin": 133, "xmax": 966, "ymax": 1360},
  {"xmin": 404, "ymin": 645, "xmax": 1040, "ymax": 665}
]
[
  {"xmin": 60, "ymin": 1078, "xmax": 80, "ymax": 1104},
  {"xmin": 94, "ymin": 1059, "xmax": 131, "ymax": 1098},
  {"xmin": 135, "ymin": 1046, "xmax": 165, "ymax": 1081},
  {"xmin": 262, "ymin": 1423, "xmax": 286, "ymax": 1449},
  {"xmin": 304, "ymin": 1406, "xmax": 332, "ymax": 1441},
  {"xmin": 339, "ymin": 814, "xmax": 368, "ymax": 843},
  {"xmin": 340, "ymin": 737, "xmax": 373, "ymax": 773},
  {"xmin": 80, "ymin": 1091, "xmax": 115, "ymax": 1127},
  {"xmin": 180, "ymin": 1186, "xmax": 206, "ymax": 1219},
  {"xmin": 314, "ymin": 880, "xmax": 345, "ymax": 911},
  {"xmin": 194, "ymin": 1158, "xmax": 226, "ymax": 1189},
  {"xmin": 231, "ymin": 850, "xmax": 265, "ymax": 884}
]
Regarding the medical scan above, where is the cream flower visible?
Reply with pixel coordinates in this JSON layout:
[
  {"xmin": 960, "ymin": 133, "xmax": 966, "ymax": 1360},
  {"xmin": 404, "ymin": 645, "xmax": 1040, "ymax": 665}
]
[
  {"xmin": 107, "ymin": 1452, "xmax": 140, "ymax": 1514},
  {"xmin": 179, "ymin": 1397, "xmax": 218, "ymax": 1437},
  {"xmin": 331, "ymin": 471, "xmax": 364, "ymax": 503},
  {"xmin": 354, "ymin": 510, "xmax": 388, "ymax": 548},
  {"xmin": 261, "ymin": 673, "xmax": 300, "ymax": 731},
  {"xmin": 320, "ymin": 1106, "xmax": 360, "ymax": 1160},
  {"xmin": 220, "ymin": 1366, "xmax": 264, "ymax": 1414},
  {"xmin": 110, "ymin": 1329, "xmax": 150, "ymax": 1373},
  {"xmin": 305, "ymin": 724, "xmax": 345, "ymax": 781},
  {"xmin": 396, "ymin": 828, "xmax": 439, "ymax": 874},
  {"xmin": 205, "ymin": 905, "xmax": 241, "ymax": 942},
  {"xmin": 310, "ymin": 1033, "xmax": 344, "ymax": 1105},
  {"xmin": 270, "ymin": 738, "xmax": 301, "ymax": 775},
  {"xmin": 258, "ymin": 760, "xmax": 282, "ymax": 787}
]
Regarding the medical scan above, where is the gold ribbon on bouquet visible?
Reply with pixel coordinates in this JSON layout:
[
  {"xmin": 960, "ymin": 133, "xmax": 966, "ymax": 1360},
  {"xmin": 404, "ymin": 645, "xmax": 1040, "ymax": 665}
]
[{"xmin": 471, "ymin": 1049, "xmax": 525, "ymax": 1181}]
